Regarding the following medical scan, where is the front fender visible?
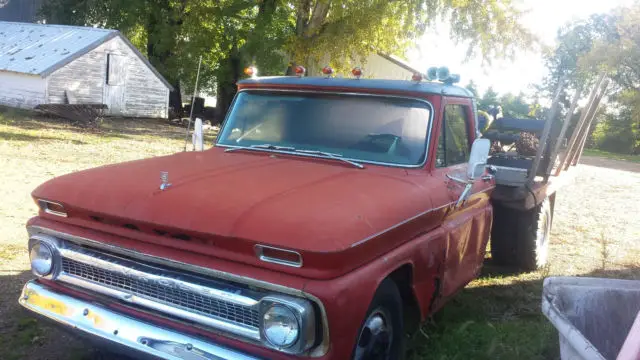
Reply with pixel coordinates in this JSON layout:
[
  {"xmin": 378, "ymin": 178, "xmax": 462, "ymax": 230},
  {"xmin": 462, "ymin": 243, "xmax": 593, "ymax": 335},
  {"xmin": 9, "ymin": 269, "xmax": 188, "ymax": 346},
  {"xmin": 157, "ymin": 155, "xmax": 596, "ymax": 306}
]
[{"xmin": 302, "ymin": 226, "xmax": 447, "ymax": 358}]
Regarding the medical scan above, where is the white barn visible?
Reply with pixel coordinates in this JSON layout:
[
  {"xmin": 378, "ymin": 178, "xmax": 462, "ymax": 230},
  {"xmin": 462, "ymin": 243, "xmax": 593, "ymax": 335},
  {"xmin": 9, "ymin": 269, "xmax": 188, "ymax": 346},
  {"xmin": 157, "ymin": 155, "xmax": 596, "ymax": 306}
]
[
  {"xmin": 307, "ymin": 53, "xmax": 423, "ymax": 80},
  {"xmin": 0, "ymin": 21, "xmax": 172, "ymax": 118},
  {"xmin": 363, "ymin": 53, "xmax": 423, "ymax": 80}
]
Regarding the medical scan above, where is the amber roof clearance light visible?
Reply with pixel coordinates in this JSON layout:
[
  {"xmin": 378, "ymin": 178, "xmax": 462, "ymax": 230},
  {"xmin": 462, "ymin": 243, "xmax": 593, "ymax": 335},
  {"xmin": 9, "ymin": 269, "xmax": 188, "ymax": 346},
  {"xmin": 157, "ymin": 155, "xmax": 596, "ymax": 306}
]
[
  {"xmin": 294, "ymin": 65, "xmax": 306, "ymax": 77},
  {"xmin": 321, "ymin": 66, "xmax": 333, "ymax": 78},
  {"xmin": 351, "ymin": 67, "xmax": 362, "ymax": 79},
  {"xmin": 244, "ymin": 66, "xmax": 258, "ymax": 77}
]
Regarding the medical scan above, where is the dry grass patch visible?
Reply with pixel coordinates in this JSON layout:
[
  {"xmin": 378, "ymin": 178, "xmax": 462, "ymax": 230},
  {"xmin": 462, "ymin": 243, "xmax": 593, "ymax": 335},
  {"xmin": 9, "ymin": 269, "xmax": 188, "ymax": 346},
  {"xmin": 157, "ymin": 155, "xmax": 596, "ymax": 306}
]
[{"xmin": 0, "ymin": 106, "xmax": 216, "ymax": 246}]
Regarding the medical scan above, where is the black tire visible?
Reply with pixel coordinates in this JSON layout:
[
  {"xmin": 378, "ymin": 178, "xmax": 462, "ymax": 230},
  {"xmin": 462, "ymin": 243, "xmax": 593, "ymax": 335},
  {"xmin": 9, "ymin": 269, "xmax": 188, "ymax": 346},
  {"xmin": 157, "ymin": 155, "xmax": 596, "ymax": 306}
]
[
  {"xmin": 491, "ymin": 195, "xmax": 553, "ymax": 271},
  {"xmin": 352, "ymin": 279, "xmax": 405, "ymax": 360}
]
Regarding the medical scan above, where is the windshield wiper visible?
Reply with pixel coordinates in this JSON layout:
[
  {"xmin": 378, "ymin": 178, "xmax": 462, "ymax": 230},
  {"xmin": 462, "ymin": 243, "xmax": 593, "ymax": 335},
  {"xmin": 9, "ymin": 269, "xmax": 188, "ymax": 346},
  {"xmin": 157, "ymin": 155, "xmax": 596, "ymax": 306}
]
[
  {"xmin": 224, "ymin": 144, "xmax": 296, "ymax": 153},
  {"xmin": 225, "ymin": 144, "xmax": 364, "ymax": 169},
  {"xmin": 295, "ymin": 149, "xmax": 365, "ymax": 169}
]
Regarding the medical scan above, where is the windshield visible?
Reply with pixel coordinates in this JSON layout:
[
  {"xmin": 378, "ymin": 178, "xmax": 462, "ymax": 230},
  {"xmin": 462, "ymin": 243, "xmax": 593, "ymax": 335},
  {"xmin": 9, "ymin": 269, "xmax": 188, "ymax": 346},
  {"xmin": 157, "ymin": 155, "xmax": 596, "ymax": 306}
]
[{"xmin": 216, "ymin": 91, "xmax": 432, "ymax": 166}]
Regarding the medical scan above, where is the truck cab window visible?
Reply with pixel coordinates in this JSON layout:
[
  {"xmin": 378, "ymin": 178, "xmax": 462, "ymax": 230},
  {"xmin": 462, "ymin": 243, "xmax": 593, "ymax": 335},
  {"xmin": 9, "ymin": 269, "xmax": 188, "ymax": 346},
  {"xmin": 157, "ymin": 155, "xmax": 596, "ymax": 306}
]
[
  {"xmin": 218, "ymin": 92, "xmax": 432, "ymax": 166},
  {"xmin": 436, "ymin": 104, "xmax": 471, "ymax": 167}
]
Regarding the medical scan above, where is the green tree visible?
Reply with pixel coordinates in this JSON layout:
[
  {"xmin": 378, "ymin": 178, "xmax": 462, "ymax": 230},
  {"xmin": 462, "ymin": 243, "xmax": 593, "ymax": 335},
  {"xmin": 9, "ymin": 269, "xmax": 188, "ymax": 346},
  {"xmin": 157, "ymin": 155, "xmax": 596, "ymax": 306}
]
[
  {"xmin": 41, "ymin": 0, "xmax": 536, "ymax": 118},
  {"xmin": 541, "ymin": 3, "xmax": 640, "ymax": 154},
  {"xmin": 465, "ymin": 80, "xmax": 479, "ymax": 98},
  {"xmin": 478, "ymin": 87, "xmax": 500, "ymax": 112},
  {"xmin": 540, "ymin": 12, "xmax": 619, "ymax": 114},
  {"xmin": 500, "ymin": 92, "xmax": 531, "ymax": 118}
]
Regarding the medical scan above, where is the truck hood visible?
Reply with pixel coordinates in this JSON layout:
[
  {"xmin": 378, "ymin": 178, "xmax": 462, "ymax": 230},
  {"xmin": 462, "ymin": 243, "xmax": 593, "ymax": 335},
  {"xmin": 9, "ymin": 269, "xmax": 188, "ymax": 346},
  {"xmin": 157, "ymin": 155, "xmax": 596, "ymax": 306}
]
[{"xmin": 33, "ymin": 148, "xmax": 436, "ymax": 278}]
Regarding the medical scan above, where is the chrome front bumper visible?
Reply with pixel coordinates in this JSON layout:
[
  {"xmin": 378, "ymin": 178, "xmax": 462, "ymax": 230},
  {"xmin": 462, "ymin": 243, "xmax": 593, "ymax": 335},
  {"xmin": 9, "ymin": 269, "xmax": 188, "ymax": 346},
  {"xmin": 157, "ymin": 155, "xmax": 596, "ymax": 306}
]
[{"xmin": 19, "ymin": 280, "xmax": 261, "ymax": 360}]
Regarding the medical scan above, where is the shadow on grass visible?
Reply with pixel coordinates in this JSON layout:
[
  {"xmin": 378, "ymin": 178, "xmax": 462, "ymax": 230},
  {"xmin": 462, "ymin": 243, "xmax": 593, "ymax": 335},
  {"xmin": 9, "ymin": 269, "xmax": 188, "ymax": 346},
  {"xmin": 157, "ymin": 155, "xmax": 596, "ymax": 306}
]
[
  {"xmin": 0, "ymin": 106, "xmax": 185, "ymax": 142},
  {"xmin": 0, "ymin": 131, "xmax": 87, "ymax": 144},
  {"xmin": 407, "ymin": 265, "xmax": 640, "ymax": 360},
  {"xmin": 0, "ymin": 270, "xmax": 108, "ymax": 360}
]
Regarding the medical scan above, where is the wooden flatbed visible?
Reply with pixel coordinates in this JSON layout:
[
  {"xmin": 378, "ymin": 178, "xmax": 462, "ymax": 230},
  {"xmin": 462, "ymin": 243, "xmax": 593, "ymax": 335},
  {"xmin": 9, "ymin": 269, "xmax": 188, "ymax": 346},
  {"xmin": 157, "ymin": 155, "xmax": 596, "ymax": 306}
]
[{"xmin": 488, "ymin": 74, "xmax": 609, "ymax": 212}]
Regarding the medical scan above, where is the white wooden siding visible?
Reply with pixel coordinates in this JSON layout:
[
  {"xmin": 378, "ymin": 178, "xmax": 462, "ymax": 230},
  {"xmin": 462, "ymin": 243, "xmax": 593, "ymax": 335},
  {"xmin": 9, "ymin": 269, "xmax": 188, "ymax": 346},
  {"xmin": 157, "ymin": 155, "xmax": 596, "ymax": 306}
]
[
  {"xmin": 0, "ymin": 71, "xmax": 46, "ymax": 109},
  {"xmin": 46, "ymin": 46, "xmax": 105, "ymax": 105},
  {"xmin": 46, "ymin": 36, "xmax": 169, "ymax": 118},
  {"xmin": 118, "ymin": 38, "xmax": 169, "ymax": 118},
  {"xmin": 362, "ymin": 54, "xmax": 415, "ymax": 80},
  {"xmin": 307, "ymin": 53, "xmax": 416, "ymax": 80}
]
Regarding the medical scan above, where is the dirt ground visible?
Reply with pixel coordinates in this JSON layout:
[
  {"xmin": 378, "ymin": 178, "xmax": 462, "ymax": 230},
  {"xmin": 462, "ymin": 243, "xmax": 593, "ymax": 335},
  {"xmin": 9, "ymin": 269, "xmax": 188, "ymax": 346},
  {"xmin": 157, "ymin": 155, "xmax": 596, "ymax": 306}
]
[{"xmin": 1, "ymin": 111, "xmax": 639, "ymax": 359}]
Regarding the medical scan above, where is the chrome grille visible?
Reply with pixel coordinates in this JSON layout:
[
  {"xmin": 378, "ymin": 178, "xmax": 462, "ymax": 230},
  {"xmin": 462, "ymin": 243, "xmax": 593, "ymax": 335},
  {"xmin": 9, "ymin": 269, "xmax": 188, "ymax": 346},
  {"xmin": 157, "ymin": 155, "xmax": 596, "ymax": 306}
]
[{"xmin": 61, "ymin": 257, "xmax": 260, "ymax": 329}]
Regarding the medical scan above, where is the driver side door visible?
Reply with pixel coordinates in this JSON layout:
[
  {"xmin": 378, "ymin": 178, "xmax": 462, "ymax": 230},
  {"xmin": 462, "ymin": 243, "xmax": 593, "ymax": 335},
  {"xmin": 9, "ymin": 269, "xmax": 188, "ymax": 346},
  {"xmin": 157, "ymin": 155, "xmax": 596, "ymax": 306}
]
[{"xmin": 432, "ymin": 100, "xmax": 494, "ymax": 298}]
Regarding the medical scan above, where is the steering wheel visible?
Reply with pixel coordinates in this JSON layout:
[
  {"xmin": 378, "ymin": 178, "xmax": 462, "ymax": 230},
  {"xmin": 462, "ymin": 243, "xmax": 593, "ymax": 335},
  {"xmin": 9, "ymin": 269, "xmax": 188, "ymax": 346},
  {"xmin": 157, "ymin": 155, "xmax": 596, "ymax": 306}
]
[{"xmin": 352, "ymin": 133, "xmax": 401, "ymax": 154}]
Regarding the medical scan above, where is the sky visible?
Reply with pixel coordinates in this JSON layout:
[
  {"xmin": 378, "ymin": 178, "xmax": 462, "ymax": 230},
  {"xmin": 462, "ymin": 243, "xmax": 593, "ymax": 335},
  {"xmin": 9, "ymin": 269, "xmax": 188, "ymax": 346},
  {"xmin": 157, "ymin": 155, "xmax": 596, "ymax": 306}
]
[{"xmin": 406, "ymin": 0, "xmax": 634, "ymax": 98}]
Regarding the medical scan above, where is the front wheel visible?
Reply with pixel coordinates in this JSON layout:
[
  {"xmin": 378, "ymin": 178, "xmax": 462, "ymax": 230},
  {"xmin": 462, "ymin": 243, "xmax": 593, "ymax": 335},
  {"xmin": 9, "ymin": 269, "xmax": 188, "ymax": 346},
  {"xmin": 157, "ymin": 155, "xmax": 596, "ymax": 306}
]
[
  {"xmin": 491, "ymin": 195, "xmax": 554, "ymax": 271},
  {"xmin": 352, "ymin": 279, "xmax": 405, "ymax": 360}
]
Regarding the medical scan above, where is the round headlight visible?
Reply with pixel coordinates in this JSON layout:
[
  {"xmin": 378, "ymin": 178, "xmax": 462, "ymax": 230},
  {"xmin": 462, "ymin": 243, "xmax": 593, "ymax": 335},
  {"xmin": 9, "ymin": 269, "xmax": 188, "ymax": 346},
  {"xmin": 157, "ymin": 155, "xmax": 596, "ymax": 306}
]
[
  {"xmin": 30, "ymin": 242, "xmax": 53, "ymax": 277},
  {"xmin": 262, "ymin": 304, "xmax": 300, "ymax": 348}
]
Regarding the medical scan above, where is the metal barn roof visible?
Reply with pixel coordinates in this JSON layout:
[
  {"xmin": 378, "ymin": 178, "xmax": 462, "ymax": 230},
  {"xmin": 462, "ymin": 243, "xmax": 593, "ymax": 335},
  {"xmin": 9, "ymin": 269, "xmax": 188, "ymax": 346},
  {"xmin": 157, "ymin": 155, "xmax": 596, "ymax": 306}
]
[{"xmin": 0, "ymin": 21, "xmax": 172, "ymax": 89}]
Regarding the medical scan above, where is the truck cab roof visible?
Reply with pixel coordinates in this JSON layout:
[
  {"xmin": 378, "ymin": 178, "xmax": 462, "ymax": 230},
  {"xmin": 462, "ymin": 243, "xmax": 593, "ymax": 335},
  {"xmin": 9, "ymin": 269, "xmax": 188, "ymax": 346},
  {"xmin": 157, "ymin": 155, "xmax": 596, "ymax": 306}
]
[{"xmin": 238, "ymin": 76, "xmax": 474, "ymax": 98}]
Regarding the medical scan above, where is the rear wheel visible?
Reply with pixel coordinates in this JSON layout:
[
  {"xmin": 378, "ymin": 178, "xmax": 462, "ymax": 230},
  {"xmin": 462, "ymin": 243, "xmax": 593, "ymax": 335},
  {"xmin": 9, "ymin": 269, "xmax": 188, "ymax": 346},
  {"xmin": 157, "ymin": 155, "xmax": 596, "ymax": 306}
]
[
  {"xmin": 491, "ymin": 195, "xmax": 554, "ymax": 271},
  {"xmin": 352, "ymin": 279, "xmax": 405, "ymax": 360}
]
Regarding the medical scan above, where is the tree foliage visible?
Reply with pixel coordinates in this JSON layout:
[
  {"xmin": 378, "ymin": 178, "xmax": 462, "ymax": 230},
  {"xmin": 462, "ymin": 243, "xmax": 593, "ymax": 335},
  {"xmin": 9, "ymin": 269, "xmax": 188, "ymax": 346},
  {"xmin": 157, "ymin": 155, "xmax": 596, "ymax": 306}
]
[
  {"xmin": 464, "ymin": 80, "xmax": 479, "ymax": 98},
  {"xmin": 289, "ymin": 0, "xmax": 535, "ymax": 74},
  {"xmin": 541, "ymin": 3, "xmax": 640, "ymax": 154},
  {"xmin": 40, "ymin": 0, "xmax": 535, "ymax": 117},
  {"xmin": 499, "ymin": 92, "xmax": 530, "ymax": 118},
  {"xmin": 476, "ymin": 87, "xmax": 534, "ymax": 120},
  {"xmin": 478, "ymin": 86, "xmax": 499, "ymax": 111}
]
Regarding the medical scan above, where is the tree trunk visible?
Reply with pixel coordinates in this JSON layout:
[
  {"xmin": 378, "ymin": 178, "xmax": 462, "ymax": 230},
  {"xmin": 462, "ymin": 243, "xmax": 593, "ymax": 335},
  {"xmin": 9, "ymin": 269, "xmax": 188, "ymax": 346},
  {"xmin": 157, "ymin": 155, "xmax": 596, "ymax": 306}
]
[
  {"xmin": 146, "ymin": 1, "xmax": 183, "ymax": 115},
  {"xmin": 215, "ymin": 53, "xmax": 242, "ymax": 124},
  {"xmin": 169, "ymin": 82, "xmax": 182, "ymax": 117}
]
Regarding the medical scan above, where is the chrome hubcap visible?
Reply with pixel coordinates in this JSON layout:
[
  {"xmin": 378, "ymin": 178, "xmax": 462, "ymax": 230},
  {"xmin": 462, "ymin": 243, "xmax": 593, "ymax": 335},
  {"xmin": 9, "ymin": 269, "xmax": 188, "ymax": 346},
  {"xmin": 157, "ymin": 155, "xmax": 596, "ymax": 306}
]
[{"xmin": 353, "ymin": 309, "xmax": 392, "ymax": 360}]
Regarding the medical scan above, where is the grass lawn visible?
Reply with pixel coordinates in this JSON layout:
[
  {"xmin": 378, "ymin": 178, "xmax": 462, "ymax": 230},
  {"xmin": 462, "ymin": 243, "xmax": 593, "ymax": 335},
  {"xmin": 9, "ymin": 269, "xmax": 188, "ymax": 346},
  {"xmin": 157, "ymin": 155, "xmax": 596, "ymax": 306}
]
[
  {"xmin": 1, "ymin": 106, "xmax": 639, "ymax": 360},
  {"xmin": 583, "ymin": 148, "xmax": 640, "ymax": 163}
]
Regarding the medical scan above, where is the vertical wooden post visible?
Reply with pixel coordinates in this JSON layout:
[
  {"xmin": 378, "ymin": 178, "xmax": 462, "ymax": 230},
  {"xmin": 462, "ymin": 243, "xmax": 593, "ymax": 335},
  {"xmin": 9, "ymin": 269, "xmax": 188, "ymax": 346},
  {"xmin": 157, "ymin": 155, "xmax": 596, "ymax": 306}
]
[
  {"xmin": 527, "ymin": 76, "xmax": 566, "ymax": 186},
  {"xmin": 546, "ymin": 85, "xmax": 583, "ymax": 176},
  {"xmin": 555, "ymin": 73, "xmax": 606, "ymax": 176},
  {"xmin": 184, "ymin": 56, "xmax": 203, "ymax": 152},
  {"xmin": 569, "ymin": 79, "xmax": 609, "ymax": 167}
]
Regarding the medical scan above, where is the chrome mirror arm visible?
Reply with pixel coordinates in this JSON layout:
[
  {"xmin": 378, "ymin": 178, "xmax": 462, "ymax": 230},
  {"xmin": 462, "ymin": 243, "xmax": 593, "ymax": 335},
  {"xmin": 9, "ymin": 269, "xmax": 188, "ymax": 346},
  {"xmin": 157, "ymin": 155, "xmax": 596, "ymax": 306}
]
[
  {"xmin": 456, "ymin": 183, "xmax": 473, "ymax": 207},
  {"xmin": 445, "ymin": 174, "xmax": 473, "ymax": 208},
  {"xmin": 446, "ymin": 173, "xmax": 469, "ymax": 184}
]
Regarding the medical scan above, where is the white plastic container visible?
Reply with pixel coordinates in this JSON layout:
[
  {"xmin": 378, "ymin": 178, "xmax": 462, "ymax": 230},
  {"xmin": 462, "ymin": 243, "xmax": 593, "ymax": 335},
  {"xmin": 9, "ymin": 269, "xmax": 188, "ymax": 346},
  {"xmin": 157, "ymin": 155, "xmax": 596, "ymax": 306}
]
[
  {"xmin": 542, "ymin": 277, "xmax": 640, "ymax": 360},
  {"xmin": 618, "ymin": 311, "xmax": 640, "ymax": 360}
]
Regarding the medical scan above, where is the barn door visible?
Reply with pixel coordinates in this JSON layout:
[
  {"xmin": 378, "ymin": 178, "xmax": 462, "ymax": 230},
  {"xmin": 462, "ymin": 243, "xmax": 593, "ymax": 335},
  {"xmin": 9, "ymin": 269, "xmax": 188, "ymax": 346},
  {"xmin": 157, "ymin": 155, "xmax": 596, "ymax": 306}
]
[{"xmin": 104, "ymin": 53, "xmax": 126, "ymax": 116}]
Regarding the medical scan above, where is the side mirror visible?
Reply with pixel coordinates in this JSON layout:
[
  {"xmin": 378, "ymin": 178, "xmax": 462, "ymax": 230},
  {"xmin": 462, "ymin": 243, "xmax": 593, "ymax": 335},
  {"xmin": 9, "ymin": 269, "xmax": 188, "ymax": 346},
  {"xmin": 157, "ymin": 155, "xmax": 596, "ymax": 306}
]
[
  {"xmin": 192, "ymin": 117, "xmax": 204, "ymax": 151},
  {"xmin": 467, "ymin": 138, "xmax": 490, "ymax": 179}
]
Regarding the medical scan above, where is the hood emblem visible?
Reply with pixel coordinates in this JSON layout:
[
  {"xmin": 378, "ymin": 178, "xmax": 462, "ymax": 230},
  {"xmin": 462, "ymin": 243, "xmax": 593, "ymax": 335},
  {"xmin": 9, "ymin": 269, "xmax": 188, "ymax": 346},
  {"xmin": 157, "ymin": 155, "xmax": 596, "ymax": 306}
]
[{"xmin": 160, "ymin": 171, "xmax": 171, "ymax": 190}]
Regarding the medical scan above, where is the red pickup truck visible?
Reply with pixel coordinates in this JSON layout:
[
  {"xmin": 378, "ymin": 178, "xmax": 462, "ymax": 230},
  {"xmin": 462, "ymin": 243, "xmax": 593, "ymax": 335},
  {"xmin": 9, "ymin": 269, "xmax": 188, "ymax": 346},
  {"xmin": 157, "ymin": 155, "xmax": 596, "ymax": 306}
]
[{"xmin": 20, "ymin": 69, "xmax": 598, "ymax": 359}]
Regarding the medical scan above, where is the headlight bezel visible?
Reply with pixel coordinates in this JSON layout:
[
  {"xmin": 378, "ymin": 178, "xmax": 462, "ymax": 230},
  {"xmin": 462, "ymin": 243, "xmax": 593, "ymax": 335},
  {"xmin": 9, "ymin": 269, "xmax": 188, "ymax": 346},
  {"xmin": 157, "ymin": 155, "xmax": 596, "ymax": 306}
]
[
  {"xmin": 28, "ymin": 235, "xmax": 61, "ymax": 279},
  {"xmin": 259, "ymin": 295, "xmax": 317, "ymax": 354}
]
